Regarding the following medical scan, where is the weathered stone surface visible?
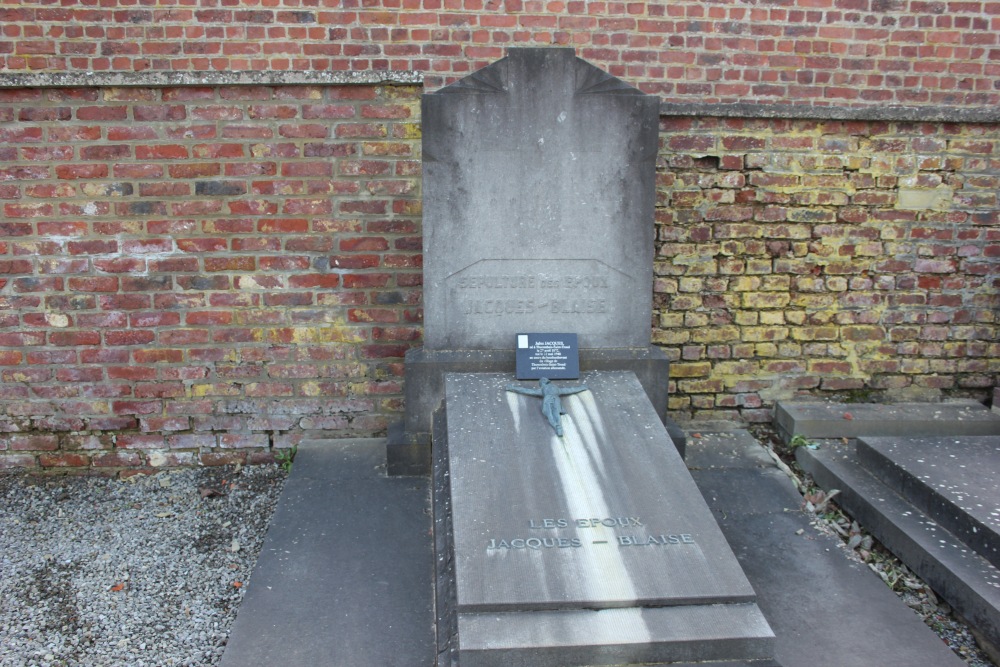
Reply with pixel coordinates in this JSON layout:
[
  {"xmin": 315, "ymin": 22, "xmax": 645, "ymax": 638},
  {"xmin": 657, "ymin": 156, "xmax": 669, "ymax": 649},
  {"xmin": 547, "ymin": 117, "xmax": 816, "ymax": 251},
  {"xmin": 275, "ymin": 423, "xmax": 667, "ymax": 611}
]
[
  {"xmin": 220, "ymin": 440, "xmax": 434, "ymax": 667},
  {"xmin": 421, "ymin": 48, "xmax": 660, "ymax": 350},
  {"xmin": 774, "ymin": 401, "xmax": 1000, "ymax": 443},
  {"xmin": 798, "ymin": 441, "xmax": 1000, "ymax": 653},
  {"xmin": 689, "ymin": 433, "xmax": 966, "ymax": 667},
  {"xmin": 437, "ymin": 371, "xmax": 774, "ymax": 665},
  {"xmin": 858, "ymin": 436, "xmax": 1000, "ymax": 569}
]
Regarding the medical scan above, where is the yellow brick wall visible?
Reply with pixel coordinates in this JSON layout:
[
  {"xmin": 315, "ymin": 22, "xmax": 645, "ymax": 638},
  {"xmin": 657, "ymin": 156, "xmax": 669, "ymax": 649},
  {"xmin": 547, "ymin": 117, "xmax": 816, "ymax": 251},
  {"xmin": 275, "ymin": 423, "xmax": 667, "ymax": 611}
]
[{"xmin": 655, "ymin": 117, "xmax": 1000, "ymax": 421}]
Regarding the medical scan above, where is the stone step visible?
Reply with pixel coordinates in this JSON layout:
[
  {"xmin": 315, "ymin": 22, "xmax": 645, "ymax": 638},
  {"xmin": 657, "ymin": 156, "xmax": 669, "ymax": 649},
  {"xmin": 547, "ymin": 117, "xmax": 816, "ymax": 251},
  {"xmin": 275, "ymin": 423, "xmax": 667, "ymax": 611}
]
[
  {"xmin": 774, "ymin": 400, "xmax": 1000, "ymax": 444},
  {"xmin": 797, "ymin": 441, "xmax": 1000, "ymax": 652},
  {"xmin": 857, "ymin": 436, "xmax": 1000, "ymax": 569}
]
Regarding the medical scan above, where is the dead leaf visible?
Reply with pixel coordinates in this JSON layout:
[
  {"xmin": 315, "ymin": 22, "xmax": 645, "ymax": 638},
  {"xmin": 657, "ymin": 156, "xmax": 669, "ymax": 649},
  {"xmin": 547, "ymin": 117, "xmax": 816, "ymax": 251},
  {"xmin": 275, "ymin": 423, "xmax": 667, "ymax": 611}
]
[
  {"xmin": 232, "ymin": 581, "xmax": 243, "ymax": 589},
  {"xmin": 199, "ymin": 486, "xmax": 224, "ymax": 499},
  {"xmin": 843, "ymin": 412, "xmax": 854, "ymax": 420},
  {"xmin": 110, "ymin": 582, "xmax": 125, "ymax": 592},
  {"xmin": 692, "ymin": 433, "xmax": 702, "ymax": 439},
  {"xmin": 804, "ymin": 490, "xmax": 825, "ymax": 505}
]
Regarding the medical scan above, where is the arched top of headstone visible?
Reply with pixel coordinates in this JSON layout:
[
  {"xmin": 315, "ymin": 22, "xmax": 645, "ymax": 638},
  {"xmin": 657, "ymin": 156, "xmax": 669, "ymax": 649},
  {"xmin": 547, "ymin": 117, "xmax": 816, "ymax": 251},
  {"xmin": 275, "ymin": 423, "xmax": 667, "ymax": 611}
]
[
  {"xmin": 434, "ymin": 47, "xmax": 644, "ymax": 98},
  {"xmin": 421, "ymin": 48, "xmax": 660, "ymax": 350}
]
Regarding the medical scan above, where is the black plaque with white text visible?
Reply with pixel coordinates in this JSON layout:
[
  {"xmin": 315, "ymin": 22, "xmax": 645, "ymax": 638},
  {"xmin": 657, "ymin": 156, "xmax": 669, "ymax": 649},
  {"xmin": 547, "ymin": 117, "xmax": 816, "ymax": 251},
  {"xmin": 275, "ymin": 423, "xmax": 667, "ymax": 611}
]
[{"xmin": 515, "ymin": 333, "xmax": 579, "ymax": 380}]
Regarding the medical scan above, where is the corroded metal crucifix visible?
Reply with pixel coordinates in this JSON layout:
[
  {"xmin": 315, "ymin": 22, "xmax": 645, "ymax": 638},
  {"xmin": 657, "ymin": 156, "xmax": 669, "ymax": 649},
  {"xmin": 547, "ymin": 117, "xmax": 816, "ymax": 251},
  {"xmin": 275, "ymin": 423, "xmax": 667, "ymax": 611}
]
[{"xmin": 506, "ymin": 377, "xmax": 589, "ymax": 437}]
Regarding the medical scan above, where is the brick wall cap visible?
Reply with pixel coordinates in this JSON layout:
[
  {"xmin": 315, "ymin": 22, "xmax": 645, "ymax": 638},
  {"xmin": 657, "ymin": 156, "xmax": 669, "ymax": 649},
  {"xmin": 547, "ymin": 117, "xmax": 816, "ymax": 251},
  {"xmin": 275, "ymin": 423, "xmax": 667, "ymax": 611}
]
[
  {"xmin": 0, "ymin": 70, "xmax": 423, "ymax": 89},
  {"xmin": 1, "ymin": 69, "xmax": 993, "ymax": 123},
  {"xmin": 660, "ymin": 102, "xmax": 1000, "ymax": 124}
]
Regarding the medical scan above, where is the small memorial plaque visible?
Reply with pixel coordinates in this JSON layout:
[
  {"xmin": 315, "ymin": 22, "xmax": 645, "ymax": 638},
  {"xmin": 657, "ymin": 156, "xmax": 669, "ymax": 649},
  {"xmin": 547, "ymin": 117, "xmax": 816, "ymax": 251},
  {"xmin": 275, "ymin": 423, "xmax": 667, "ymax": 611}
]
[{"xmin": 515, "ymin": 333, "xmax": 579, "ymax": 380}]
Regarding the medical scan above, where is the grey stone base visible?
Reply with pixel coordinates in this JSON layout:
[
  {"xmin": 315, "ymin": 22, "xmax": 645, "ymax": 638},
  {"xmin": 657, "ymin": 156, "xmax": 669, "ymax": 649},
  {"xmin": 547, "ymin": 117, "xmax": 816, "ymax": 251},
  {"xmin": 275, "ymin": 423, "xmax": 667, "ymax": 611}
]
[
  {"xmin": 457, "ymin": 605, "xmax": 777, "ymax": 667},
  {"xmin": 773, "ymin": 400, "xmax": 1000, "ymax": 444},
  {"xmin": 389, "ymin": 346, "xmax": 681, "ymax": 476},
  {"xmin": 386, "ymin": 420, "xmax": 432, "ymax": 476},
  {"xmin": 797, "ymin": 440, "xmax": 1000, "ymax": 653}
]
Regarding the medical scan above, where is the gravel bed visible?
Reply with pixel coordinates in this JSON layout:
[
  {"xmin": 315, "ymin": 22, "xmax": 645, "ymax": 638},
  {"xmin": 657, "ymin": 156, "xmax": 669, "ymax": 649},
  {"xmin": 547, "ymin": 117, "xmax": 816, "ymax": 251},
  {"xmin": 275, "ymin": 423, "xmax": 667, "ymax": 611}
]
[{"xmin": 0, "ymin": 464, "xmax": 285, "ymax": 667}]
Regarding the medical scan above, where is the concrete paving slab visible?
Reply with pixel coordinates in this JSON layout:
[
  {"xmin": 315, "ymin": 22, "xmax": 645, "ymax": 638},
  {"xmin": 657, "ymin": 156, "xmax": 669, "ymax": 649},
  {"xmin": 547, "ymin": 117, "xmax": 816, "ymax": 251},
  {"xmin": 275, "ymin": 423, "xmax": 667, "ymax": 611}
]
[
  {"xmin": 686, "ymin": 431, "xmax": 776, "ymax": 470},
  {"xmin": 694, "ymin": 468, "xmax": 804, "ymax": 518},
  {"xmin": 798, "ymin": 441, "xmax": 1000, "ymax": 654},
  {"xmin": 774, "ymin": 401, "xmax": 1000, "ymax": 443},
  {"xmin": 220, "ymin": 439, "xmax": 434, "ymax": 667},
  {"xmin": 858, "ymin": 435, "xmax": 1000, "ymax": 568},
  {"xmin": 691, "ymin": 432, "xmax": 968, "ymax": 667}
]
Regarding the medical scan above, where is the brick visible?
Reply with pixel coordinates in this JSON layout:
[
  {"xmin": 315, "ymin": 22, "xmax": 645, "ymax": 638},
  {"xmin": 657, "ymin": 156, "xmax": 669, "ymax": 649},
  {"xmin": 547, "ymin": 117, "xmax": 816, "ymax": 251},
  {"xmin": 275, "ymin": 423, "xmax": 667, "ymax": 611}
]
[
  {"xmin": 201, "ymin": 451, "xmax": 248, "ymax": 466},
  {"xmin": 39, "ymin": 453, "xmax": 90, "ymax": 468},
  {"xmin": 118, "ymin": 434, "xmax": 167, "ymax": 449},
  {"xmin": 6, "ymin": 435, "xmax": 60, "ymax": 451},
  {"xmin": 49, "ymin": 331, "xmax": 101, "ymax": 346},
  {"xmin": 92, "ymin": 451, "xmax": 143, "ymax": 467},
  {"xmin": 0, "ymin": 455, "xmax": 37, "ymax": 469}
]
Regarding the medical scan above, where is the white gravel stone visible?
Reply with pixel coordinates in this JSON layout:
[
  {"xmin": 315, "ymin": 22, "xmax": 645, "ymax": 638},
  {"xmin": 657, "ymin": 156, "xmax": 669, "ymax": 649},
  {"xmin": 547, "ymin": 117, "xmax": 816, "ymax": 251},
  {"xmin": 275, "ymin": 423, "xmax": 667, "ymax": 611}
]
[{"xmin": 0, "ymin": 464, "xmax": 285, "ymax": 667}]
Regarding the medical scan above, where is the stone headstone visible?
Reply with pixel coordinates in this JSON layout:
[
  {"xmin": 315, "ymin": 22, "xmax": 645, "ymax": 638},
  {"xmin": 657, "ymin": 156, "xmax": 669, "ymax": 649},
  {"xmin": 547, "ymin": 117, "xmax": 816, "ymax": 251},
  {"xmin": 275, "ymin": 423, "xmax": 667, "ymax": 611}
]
[
  {"xmin": 422, "ymin": 48, "xmax": 660, "ymax": 350},
  {"xmin": 433, "ymin": 372, "xmax": 776, "ymax": 666},
  {"xmin": 389, "ymin": 48, "xmax": 675, "ymax": 474}
]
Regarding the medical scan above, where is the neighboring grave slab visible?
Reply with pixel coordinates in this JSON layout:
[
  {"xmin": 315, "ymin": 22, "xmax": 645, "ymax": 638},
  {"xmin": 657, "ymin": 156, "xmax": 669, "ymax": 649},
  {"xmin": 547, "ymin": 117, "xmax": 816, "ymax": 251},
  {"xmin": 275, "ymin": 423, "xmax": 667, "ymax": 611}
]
[
  {"xmin": 858, "ymin": 436, "xmax": 1000, "ymax": 569},
  {"xmin": 434, "ymin": 371, "xmax": 775, "ymax": 665},
  {"xmin": 797, "ymin": 440, "xmax": 1000, "ymax": 655},
  {"xmin": 774, "ymin": 401, "xmax": 1000, "ymax": 443},
  {"xmin": 421, "ymin": 48, "xmax": 660, "ymax": 350}
]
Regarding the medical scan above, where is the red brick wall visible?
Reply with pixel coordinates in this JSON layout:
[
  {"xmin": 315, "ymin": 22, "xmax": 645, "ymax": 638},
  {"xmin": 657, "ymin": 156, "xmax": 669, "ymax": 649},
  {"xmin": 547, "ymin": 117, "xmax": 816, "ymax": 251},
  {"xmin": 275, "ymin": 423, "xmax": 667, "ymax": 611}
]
[
  {"xmin": 1, "ymin": 5, "xmax": 999, "ymax": 470},
  {"xmin": 656, "ymin": 116, "xmax": 1000, "ymax": 421},
  {"xmin": 0, "ymin": 84, "xmax": 423, "ymax": 470},
  {"xmin": 2, "ymin": 88, "xmax": 997, "ymax": 471},
  {"xmin": 2, "ymin": 1, "xmax": 999, "ymax": 108},
  {"xmin": 1, "ymin": 88, "xmax": 999, "ymax": 469}
]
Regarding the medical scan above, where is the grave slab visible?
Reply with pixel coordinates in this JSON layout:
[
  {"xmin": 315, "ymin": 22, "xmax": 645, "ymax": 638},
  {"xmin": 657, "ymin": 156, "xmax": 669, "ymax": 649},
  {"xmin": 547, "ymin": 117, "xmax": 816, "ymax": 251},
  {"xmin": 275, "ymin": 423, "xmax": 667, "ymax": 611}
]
[
  {"xmin": 774, "ymin": 400, "xmax": 1000, "ymax": 443},
  {"xmin": 690, "ymin": 431, "xmax": 967, "ymax": 667},
  {"xmin": 857, "ymin": 435, "xmax": 1000, "ymax": 568},
  {"xmin": 798, "ymin": 441, "xmax": 1000, "ymax": 653},
  {"xmin": 435, "ymin": 371, "xmax": 775, "ymax": 666}
]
